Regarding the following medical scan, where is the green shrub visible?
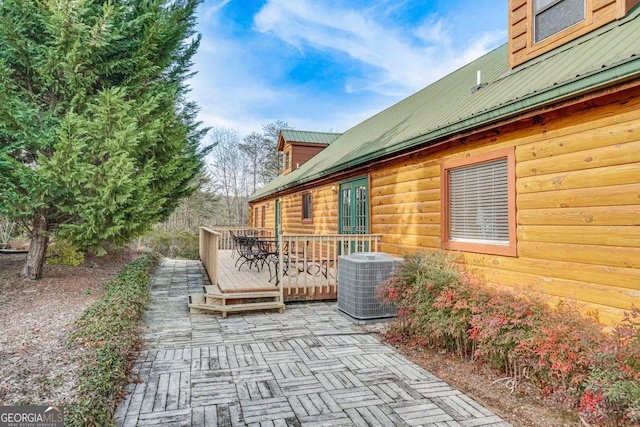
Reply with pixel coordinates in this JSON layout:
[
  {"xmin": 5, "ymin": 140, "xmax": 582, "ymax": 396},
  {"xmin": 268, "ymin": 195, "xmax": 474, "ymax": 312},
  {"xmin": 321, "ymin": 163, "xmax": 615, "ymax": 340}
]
[
  {"xmin": 64, "ymin": 253, "xmax": 160, "ymax": 426},
  {"xmin": 47, "ymin": 239, "xmax": 85, "ymax": 266},
  {"xmin": 377, "ymin": 251, "xmax": 640, "ymax": 426},
  {"xmin": 143, "ymin": 230, "xmax": 199, "ymax": 259}
]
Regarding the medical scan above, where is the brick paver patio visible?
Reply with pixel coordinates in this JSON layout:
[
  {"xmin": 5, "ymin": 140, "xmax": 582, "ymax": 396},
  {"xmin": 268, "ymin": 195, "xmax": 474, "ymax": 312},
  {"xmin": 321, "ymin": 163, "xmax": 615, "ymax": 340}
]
[{"xmin": 115, "ymin": 259, "xmax": 510, "ymax": 427}]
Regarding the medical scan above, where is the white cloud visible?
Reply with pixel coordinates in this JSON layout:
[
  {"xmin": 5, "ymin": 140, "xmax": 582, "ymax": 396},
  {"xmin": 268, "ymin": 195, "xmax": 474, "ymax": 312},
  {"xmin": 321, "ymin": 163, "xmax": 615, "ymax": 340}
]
[
  {"xmin": 413, "ymin": 18, "xmax": 449, "ymax": 46},
  {"xmin": 460, "ymin": 30, "xmax": 507, "ymax": 64},
  {"xmin": 254, "ymin": 0, "xmax": 506, "ymax": 96},
  {"xmin": 199, "ymin": 0, "xmax": 232, "ymax": 21},
  {"xmin": 188, "ymin": 0, "xmax": 506, "ymax": 141}
]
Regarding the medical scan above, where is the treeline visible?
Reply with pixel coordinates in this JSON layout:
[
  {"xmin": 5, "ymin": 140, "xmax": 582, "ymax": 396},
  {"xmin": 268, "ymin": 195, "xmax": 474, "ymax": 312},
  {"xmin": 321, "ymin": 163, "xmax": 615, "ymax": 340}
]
[
  {"xmin": 207, "ymin": 121, "xmax": 292, "ymax": 226},
  {"xmin": 158, "ymin": 121, "xmax": 292, "ymax": 230}
]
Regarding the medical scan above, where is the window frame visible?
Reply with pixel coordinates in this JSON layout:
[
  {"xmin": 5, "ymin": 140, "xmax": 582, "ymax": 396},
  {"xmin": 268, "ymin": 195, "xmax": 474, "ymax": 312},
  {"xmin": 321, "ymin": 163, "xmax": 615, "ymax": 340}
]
[
  {"xmin": 284, "ymin": 151, "xmax": 290, "ymax": 171},
  {"xmin": 301, "ymin": 192, "xmax": 313, "ymax": 224},
  {"xmin": 261, "ymin": 205, "xmax": 266, "ymax": 228},
  {"xmin": 532, "ymin": 0, "xmax": 586, "ymax": 44},
  {"xmin": 441, "ymin": 147, "xmax": 517, "ymax": 257},
  {"xmin": 253, "ymin": 207, "xmax": 259, "ymax": 227}
]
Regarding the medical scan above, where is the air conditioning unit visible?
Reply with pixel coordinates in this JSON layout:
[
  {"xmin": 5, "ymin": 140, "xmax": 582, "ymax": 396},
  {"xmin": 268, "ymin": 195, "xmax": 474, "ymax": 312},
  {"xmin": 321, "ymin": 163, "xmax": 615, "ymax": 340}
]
[{"xmin": 337, "ymin": 252, "xmax": 401, "ymax": 322}]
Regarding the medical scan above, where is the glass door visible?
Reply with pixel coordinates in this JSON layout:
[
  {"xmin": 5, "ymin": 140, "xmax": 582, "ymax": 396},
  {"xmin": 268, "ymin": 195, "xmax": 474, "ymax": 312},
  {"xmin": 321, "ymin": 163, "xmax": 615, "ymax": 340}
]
[{"xmin": 338, "ymin": 176, "xmax": 369, "ymax": 252}]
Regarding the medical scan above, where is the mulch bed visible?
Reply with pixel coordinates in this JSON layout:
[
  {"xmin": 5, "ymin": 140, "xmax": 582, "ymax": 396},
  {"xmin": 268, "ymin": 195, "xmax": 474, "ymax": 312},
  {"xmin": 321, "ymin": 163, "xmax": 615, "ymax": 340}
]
[{"xmin": 389, "ymin": 340, "xmax": 583, "ymax": 427}]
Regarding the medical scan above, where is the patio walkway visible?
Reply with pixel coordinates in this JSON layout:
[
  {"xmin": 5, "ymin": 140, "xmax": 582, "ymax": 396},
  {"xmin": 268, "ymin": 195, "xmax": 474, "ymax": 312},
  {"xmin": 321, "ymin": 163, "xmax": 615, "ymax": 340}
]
[{"xmin": 115, "ymin": 259, "xmax": 510, "ymax": 427}]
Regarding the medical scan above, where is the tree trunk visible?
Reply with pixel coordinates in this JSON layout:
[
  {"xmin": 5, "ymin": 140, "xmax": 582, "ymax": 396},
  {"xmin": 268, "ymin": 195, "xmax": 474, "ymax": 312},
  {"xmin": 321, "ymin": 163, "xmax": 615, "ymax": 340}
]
[{"xmin": 21, "ymin": 213, "xmax": 50, "ymax": 280}]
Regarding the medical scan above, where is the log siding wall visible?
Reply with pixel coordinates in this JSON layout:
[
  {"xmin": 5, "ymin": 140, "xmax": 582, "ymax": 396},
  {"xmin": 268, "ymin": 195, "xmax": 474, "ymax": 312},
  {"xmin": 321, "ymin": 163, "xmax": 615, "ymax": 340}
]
[
  {"xmin": 251, "ymin": 201, "xmax": 274, "ymax": 232},
  {"xmin": 368, "ymin": 88, "xmax": 640, "ymax": 325},
  {"xmin": 251, "ymin": 86, "xmax": 640, "ymax": 324},
  {"xmin": 282, "ymin": 184, "xmax": 339, "ymax": 235}
]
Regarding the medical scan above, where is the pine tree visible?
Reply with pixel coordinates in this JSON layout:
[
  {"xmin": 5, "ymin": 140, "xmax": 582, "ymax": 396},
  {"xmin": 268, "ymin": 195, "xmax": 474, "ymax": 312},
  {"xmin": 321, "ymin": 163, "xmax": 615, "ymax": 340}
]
[{"xmin": 0, "ymin": 0, "xmax": 209, "ymax": 279}]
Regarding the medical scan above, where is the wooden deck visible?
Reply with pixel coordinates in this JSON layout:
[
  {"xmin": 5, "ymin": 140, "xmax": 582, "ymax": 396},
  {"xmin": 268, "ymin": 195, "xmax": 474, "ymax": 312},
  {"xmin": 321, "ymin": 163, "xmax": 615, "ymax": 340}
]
[
  {"xmin": 217, "ymin": 250, "xmax": 337, "ymax": 301},
  {"xmin": 218, "ymin": 249, "xmax": 276, "ymax": 292}
]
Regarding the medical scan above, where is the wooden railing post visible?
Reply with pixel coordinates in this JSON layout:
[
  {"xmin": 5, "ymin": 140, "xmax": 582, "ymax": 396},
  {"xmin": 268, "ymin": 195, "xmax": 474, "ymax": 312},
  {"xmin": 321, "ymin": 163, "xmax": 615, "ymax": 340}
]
[
  {"xmin": 210, "ymin": 232, "xmax": 219, "ymax": 286},
  {"xmin": 199, "ymin": 227, "xmax": 221, "ymax": 286},
  {"xmin": 278, "ymin": 233, "xmax": 284, "ymax": 304}
]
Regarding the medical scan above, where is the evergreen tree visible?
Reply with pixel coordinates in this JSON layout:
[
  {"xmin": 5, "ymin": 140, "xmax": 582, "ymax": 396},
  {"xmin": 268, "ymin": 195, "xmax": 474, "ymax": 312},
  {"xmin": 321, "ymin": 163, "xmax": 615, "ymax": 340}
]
[{"xmin": 0, "ymin": 0, "xmax": 209, "ymax": 279}]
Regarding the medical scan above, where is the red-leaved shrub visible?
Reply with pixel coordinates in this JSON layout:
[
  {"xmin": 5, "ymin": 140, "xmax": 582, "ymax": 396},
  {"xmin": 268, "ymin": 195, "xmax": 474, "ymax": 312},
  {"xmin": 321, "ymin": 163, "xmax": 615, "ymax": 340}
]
[
  {"xmin": 515, "ymin": 301, "xmax": 602, "ymax": 408},
  {"xmin": 376, "ymin": 251, "xmax": 640, "ymax": 426},
  {"xmin": 581, "ymin": 306, "xmax": 640, "ymax": 426}
]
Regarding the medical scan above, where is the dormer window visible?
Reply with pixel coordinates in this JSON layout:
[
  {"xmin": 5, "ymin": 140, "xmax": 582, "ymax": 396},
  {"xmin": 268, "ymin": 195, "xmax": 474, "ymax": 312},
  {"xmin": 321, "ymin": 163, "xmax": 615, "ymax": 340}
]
[
  {"xmin": 277, "ymin": 130, "xmax": 341, "ymax": 175},
  {"xmin": 534, "ymin": 0, "xmax": 585, "ymax": 43}
]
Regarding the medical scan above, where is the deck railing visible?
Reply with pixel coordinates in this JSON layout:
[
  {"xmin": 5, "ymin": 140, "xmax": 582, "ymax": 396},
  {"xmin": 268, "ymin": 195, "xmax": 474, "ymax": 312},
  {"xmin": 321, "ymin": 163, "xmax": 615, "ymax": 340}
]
[
  {"xmin": 212, "ymin": 227, "xmax": 273, "ymax": 250},
  {"xmin": 278, "ymin": 234, "xmax": 383, "ymax": 296},
  {"xmin": 199, "ymin": 227, "xmax": 221, "ymax": 286}
]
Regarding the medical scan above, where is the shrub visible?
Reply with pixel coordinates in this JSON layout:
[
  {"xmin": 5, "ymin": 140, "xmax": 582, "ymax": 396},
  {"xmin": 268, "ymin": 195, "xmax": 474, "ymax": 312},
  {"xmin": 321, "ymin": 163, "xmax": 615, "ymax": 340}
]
[
  {"xmin": 47, "ymin": 239, "xmax": 85, "ymax": 266},
  {"xmin": 515, "ymin": 301, "xmax": 602, "ymax": 407},
  {"xmin": 378, "ymin": 251, "xmax": 484, "ymax": 358},
  {"xmin": 143, "ymin": 230, "xmax": 199, "ymax": 259},
  {"xmin": 377, "ymin": 251, "xmax": 640, "ymax": 426},
  {"xmin": 581, "ymin": 306, "xmax": 640, "ymax": 426},
  {"xmin": 469, "ymin": 287, "xmax": 548, "ymax": 379},
  {"xmin": 65, "ymin": 253, "xmax": 160, "ymax": 426}
]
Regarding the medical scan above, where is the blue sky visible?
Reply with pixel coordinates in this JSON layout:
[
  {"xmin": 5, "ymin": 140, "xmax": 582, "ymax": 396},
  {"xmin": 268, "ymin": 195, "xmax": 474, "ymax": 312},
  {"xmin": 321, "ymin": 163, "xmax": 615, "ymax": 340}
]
[{"xmin": 188, "ymin": 0, "xmax": 508, "ymax": 139}]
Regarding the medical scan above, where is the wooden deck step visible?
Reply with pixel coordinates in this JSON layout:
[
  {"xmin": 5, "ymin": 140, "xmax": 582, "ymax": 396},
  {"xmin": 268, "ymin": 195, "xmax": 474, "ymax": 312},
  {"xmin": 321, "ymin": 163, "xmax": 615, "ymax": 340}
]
[
  {"xmin": 203, "ymin": 285, "xmax": 280, "ymax": 299},
  {"xmin": 188, "ymin": 294, "xmax": 284, "ymax": 318}
]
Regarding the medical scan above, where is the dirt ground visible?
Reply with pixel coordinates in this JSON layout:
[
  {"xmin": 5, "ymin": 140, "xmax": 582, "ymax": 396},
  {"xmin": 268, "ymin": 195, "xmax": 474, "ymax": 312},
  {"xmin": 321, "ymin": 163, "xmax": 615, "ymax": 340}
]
[{"xmin": 0, "ymin": 251, "xmax": 137, "ymax": 405}]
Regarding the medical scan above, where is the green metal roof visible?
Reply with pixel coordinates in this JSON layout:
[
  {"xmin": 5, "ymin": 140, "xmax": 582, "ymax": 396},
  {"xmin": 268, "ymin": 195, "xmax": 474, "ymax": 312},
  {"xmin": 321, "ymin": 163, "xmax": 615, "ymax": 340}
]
[
  {"xmin": 250, "ymin": 5, "xmax": 640, "ymax": 202},
  {"xmin": 280, "ymin": 130, "xmax": 342, "ymax": 145}
]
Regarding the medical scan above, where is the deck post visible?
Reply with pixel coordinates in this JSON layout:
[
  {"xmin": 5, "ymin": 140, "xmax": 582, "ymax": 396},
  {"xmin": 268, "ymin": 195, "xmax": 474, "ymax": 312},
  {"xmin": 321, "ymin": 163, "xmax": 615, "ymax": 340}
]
[
  {"xmin": 199, "ymin": 227, "xmax": 221, "ymax": 286},
  {"xmin": 278, "ymin": 232, "xmax": 284, "ymax": 304}
]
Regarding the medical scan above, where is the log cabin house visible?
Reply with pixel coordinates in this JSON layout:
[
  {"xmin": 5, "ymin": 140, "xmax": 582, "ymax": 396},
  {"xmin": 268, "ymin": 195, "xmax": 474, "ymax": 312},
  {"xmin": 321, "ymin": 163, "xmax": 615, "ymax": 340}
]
[{"xmin": 248, "ymin": 0, "xmax": 640, "ymax": 325}]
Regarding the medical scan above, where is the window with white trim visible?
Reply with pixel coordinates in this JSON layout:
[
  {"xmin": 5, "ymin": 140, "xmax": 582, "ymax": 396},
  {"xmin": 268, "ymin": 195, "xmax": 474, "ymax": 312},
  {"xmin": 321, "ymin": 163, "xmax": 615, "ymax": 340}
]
[
  {"xmin": 442, "ymin": 148, "xmax": 516, "ymax": 257},
  {"xmin": 534, "ymin": 0, "xmax": 585, "ymax": 43}
]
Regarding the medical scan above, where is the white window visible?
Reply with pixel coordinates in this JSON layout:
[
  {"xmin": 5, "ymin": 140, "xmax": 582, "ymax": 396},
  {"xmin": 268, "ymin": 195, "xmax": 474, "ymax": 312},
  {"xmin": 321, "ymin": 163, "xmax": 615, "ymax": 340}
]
[
  {"xmin": 442, "ymin": 148, "xmax": 516, "ymax": 257},
  {"xmin": 534, "ymin": 0, "xmax": 585, "ymax": 43}
]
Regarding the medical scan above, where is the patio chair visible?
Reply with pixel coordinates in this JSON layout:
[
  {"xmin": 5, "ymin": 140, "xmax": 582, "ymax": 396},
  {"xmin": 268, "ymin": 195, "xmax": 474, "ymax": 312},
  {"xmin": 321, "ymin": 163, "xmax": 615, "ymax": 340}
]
[{"xmin": 234, "ymin": 235, "xmax": 262, "ymax": 271}]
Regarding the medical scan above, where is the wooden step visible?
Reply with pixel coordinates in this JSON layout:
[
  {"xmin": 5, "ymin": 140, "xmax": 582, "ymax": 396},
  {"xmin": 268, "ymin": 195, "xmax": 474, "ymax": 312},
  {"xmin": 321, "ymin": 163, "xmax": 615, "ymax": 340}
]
[
  {"xmin": 203, "ymin": 285, "xmax": 280, "ymax": 300},
  {"xmin": 188, "ymin": 294, "xmax": 284, "ymax": 318}
]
